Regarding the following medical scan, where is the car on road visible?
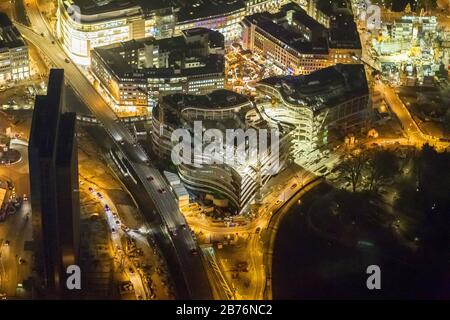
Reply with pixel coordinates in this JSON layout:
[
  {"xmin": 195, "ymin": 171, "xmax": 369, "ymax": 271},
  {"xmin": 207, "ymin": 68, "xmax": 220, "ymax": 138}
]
[
  {"xmin": 104, "ymin": 204, "xmax": 110, "ymax": 211},
  {"xmin": 64, "ymin": 58, "xmax": 70, "ymax": 63},
  {"xmin": 147, "ymin": 176, "xmax": 154, "ymax": 181},
  {"xmin": 111, "ymin": 227, "xmax": 116, "ymax": 233},
  {"xmin": 158, "ymin": 188, "xmax": 166, "ymax": 194},
  {"xmin": 97, "ymin": 192, "xmax": 103, "ymax": 199},
  {"xmin": 180, "ymin": 224, "xmax": 187, "ymax": 230},
  {"xmin": 115, "ymin": 220, "xmax": 120, "ymax": 225},
  {"xmin": 290, "ymin": 183, "xmax": 297, "ymax": 189}
]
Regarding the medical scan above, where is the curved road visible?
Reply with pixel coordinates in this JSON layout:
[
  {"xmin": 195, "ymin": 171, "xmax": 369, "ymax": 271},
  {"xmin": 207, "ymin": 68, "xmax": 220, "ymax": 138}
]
[{"xmin": 17, "ymin": 2, "xmax": 212, "ymax": 299}]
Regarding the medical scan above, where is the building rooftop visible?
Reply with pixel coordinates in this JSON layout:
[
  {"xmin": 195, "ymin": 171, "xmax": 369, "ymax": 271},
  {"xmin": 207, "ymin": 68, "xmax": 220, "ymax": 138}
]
[
  {"xmin": 29, "ymin": 69, "xmax": 65, "ymax": 158},
  {"xmin": 67, "ymin": 0, "xmax": 244, "ymax": 22},
  {"xmin": 163, "ymin": 89, "xmax": 250, "ymax": 111},
  {"xmin": 313, "ymin": 0, "xmax": 361, "ymax": 49},
  {"xmin": 242, "ymin": 3, "xmax": 330, "ymax": 55},
  {"xmin": 181, "ymin": 27, "xmax": 226, "ymax": 48},
  {"xmin": 155, "ymin": 89, "xmax": 253, "ymax": 128},
  {"xmin": 273, "ymin": 2, "xmax": 324, "ymax": 31},
  {"xmin": 177, "ymin": 0, "xmax": 245, "ymax": 22},
  {"xmin": 0, "ymin": 12, "xmax": 26, "ymax": 49},
  {"xmin": 63, "ymin": 0, "xmax": 146, "ymax": 23},
  {"xmin": 92, "ymin": 28, "xmax": 224, "ymax": 81},
  {"xmin": 258, "ymin": 64, "xmax": 368, "ymax": 112},
  {"xmin": 315, "ymin": 0, "xmax": 352, "ymax": 16},
  {"xmin": 67, "ymin": 0, "xmax": 141, "ymax": 14},
  {"xmin": 328, "ymin": 14, "xmax": 361, "ymax": 49}
]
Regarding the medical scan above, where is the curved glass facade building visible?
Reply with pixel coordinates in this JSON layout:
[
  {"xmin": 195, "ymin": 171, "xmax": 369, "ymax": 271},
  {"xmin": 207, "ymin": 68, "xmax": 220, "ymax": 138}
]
[
  {"xmin": 56, "ymin": 0, "xmax": 267, "ymax": 65},
  {"xmin": 152, "ymin": 89, "xmax": 293, "ymax": 214},
  {"xmin": 56, "ymin": 0, "xmax": 150, "ymax": 65},
  {"xmin": 255, "ymin": 64, "xmax": 370, "ymax": 159}
]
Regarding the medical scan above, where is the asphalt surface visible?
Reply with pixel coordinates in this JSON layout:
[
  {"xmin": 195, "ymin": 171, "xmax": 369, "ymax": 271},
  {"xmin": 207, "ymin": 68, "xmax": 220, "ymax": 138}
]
[
  {"xmin": 17, "ymin": 2, "xmax": 212, "ymax": 299},
  {"xmin": 0, "ymin": 200, "xmax": 32, "ymax": 298}
]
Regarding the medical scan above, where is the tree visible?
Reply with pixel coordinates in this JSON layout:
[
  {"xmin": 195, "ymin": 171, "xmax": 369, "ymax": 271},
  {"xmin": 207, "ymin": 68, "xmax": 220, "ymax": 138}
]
[
  {"xmin": 412, "ymin": 144, "xmax": 450, "ymax": 219},
  {"xmin": 417, "ymin": 0, "xmax": 438, "ymax": 11},
  {"xmin": 405, "ymin": 3, "xmax": 412, "ymax": 13},
  {"xmin": 338, "ymin": 151, "xmax": 368, "ymax": 192},
  {"xmin": 367, "ymin": 150, "xmax": 399, "ymax": 192},
  {"xmin": 443, "ymin": 108, "xmax": 450, "ymax": 136}
]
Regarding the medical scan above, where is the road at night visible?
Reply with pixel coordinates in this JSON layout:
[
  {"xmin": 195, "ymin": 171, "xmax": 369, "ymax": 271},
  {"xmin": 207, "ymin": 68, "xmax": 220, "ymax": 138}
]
[
  {"xmin": 376, "ymin": 82, "xmax": 450, "ymax": 150},
  {"xmin": 16, "ymin": 2, "xmax": 212, "ymax": 299},
  {"xmin": 0, "ymin": 199, "xmax": 32, "ymax": 298}
]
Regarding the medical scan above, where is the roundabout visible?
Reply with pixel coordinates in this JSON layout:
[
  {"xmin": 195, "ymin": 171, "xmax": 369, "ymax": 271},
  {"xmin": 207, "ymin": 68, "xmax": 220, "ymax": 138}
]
[{"xmin": 0, "ymin": 148, "xmax": 22, "ymax": 166}]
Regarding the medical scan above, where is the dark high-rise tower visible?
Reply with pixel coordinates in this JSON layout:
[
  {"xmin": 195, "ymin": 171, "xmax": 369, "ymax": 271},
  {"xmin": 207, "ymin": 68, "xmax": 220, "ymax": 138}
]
[{"xmin": 28, "ymin": 69, "xmax": 80, "ymax": 298}]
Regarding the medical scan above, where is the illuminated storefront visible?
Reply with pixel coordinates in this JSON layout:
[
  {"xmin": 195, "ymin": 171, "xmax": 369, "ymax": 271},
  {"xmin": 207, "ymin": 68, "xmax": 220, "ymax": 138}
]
[
  {"xmin": 90, "ymin": 28, "xmax": 225, "ymax": 115},
  {"xmin": 57, "ymin": 0, "xmax": 151, "ymax": 65},
  {"xmin": 174, "ymin": 6, "xmax": 246, "ymax": 43},
  {"xmin": 57, "ymin": 0, "xmax": 254, "ymax": 64},
  {"xmin": 0, "ymin": 13, "xmax": 30, "ymax": 84}
]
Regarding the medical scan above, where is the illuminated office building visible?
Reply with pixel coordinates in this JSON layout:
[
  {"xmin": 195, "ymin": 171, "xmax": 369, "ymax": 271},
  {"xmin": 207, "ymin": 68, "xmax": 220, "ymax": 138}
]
[
  {"xmin": 0, "ymin": 13, "xmax": 30, "ymax": 84},
  {"xmin": 241, "ymin": 2, "xmax": 361, "ymax": 75},
  {"xmin": 173, "ymin": 0, "xmax": 246, "ymax": 42},
  {"xmin": 57, "ymin": 0, "xmax": 261, "ymax": 65},
  {"xmin": 152, "ymin": 89, "xmax": 293, "ymax": 214},
  {"xmin": 90, "ymin": 28, "xmax": 225, "ymax": 114},
  {"xmin": 56, "ymin": 0, "xmax": 189, "ymax": 65},
  {"xmin": 255, "ymin": 64, "xmax": 370, "ymax": 158},
  {"xmin": 29, "ymin": 69, "xmax": 80, "ymax": 298}
]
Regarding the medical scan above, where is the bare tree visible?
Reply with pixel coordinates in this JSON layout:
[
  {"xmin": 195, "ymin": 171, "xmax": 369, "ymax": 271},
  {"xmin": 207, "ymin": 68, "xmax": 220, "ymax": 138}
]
[
  {"xmin": 367, "ymin": 150, "xmax": 399, "ymax": 192},
  {"xmin": 338, "ymin": 151, "xmax": 368, "ymax": 192}
]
